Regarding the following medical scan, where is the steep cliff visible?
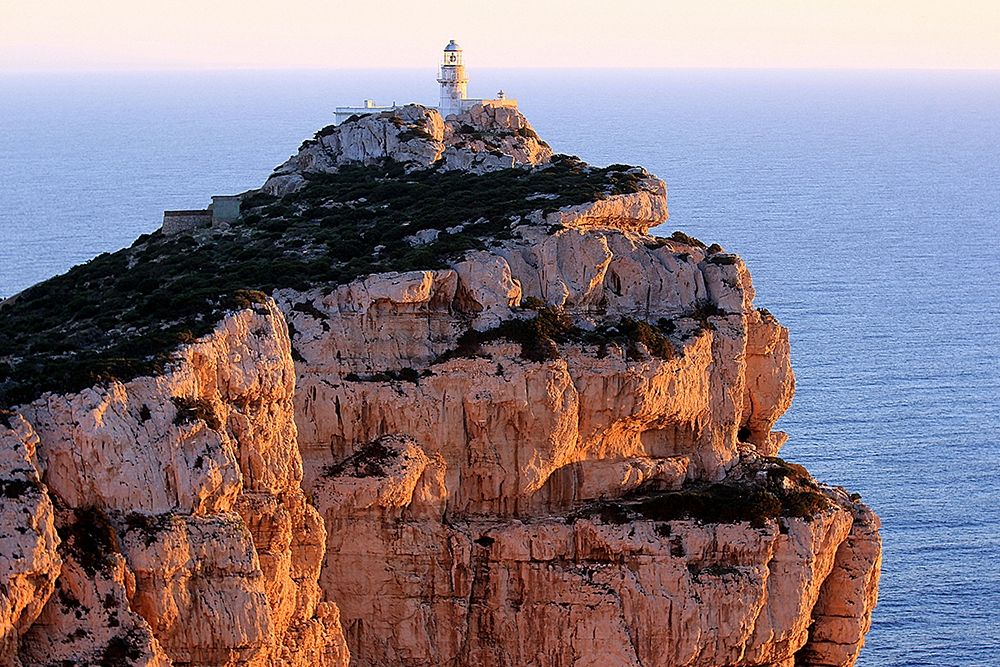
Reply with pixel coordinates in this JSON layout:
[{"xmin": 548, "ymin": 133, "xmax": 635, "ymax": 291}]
[
  {"xmin": 0, "ymin": 104, "xmax": 879, "ymax": 666},
  {"xmin": 3, "ymin": 303, "xmax": 348, "ymax": 666}
]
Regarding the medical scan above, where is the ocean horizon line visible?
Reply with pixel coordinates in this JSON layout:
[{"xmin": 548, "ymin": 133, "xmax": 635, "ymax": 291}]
[{"xmin": 3, "ymin": 65, "xmax": 1000, "ymax": 75}]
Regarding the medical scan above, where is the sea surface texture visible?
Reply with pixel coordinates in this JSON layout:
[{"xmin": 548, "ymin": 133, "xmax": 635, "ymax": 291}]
[{"xmin": 1, "ymin": 69, "xmax": 998, "ymax": 666}]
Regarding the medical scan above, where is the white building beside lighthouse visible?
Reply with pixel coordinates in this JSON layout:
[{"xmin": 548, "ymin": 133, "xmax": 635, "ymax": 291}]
[{"xmin": 333, "ymin": 40, "xmax": 516, "ymax": 124}]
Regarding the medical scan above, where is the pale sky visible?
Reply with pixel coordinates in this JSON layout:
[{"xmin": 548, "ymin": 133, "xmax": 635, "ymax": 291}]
[{"xmin": 1, "ymin": 0, "xmax": 998, "ymax": 71}]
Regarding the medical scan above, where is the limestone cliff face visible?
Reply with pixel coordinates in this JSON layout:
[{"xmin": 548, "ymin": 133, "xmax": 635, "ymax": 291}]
[
  {"xmin": 3, "ymin": 303, "xmax": 349, "ymax": 666},
  {"xmin": 315, "ymin": 442, "xmax": 879, "ymax": 667},
  {"xmin": 0, "ymin": 417, "xmax": 60, "ymax": 665},
  {"xmin": 273, "ymin": 191, "xmax": 879, "ymax": 666},
  {"xmin": 0, "ymin": 107, "xmax": 879, "ymax": 666}
]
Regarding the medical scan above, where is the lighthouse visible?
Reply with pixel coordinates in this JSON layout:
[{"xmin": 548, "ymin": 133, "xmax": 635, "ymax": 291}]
[
  {"xmin": 333, "ymin": 41, "xmax": 517, "ymax": 124},
  {"xmin": 437, "ymin": 40, "xmax": 469, "ymax": 118}
]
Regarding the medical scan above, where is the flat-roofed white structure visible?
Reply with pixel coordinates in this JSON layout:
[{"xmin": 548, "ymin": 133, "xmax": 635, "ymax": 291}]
[{"xmin": 333, "ymin": 98, "xmax": 399, "ymax": 125}]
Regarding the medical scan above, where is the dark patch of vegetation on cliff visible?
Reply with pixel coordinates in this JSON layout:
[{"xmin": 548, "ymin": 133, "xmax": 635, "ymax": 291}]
[
  {"xmin": 578, "ymin": 457, "xmax": 830, "ymax": 529},
  {"xmin": 438, "ymin": 300, "xmax": 681, "ymax": 364},
  {"xmin": 315, "ymin": 123, "xmax": 339, "ymax": 138},
  {"xmin": 0, "ymin": 477, "xmax": 41, "ymax": 500},
  {"xmin": 59, "ymin": 507, "xmax": 121, "ymax": 577},
  {"xmin": 99, "ymin": 631, "xmax": 144, "ymax": 667},
  {"xmin": 613, "ymin": 318, "xmax": 677, "ymax": 360},
  {"xmin": 685, "ymin": 300, "xmax": 726, "ymax": 332},
  {"xmin": 442, "ymin": 302, "xmax": 575, "ymax": 362},
  {"xmin": 453, "ymin": 123, "xmax": 552, "ymax": 150},
  {"xmin": 123, "ymin": 512, "xmax": 174, "ymax": 547},
  {"xmin": 323, "ymin": 439, "xmax": 399, "ymax": 478},
  {"xmin": 0, "ymin": 157, "xmax": 644, "ymax": 409},
  {"xmin": 643, "ymin": 236, "xmax": 671, "ymax": 250},
  {"xmin": 452, "ymin": 123, "xmax": 552, "ymax": 149},
  {"xmin": 171, "ymin": 396, "xmax": 221, "ymax": 430},
  {"xmin": 343, "ymin": 367, "xmax": 431, "ymax": 384}
]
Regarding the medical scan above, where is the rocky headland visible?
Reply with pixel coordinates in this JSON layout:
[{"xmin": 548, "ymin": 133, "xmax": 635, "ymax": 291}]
[{"xmin": 0, "ymin": 103, "xmax": 880, "ymax": 666}]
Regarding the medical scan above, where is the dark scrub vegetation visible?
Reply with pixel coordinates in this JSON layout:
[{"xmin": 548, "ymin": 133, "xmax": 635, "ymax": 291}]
[
  {"xmin": 0, "ymin": 157, "xmax": 645, "ymax": 408},
  {"xmin": 58, "ymin": 507, "xmax": 121, "ymax": 577},
  {"xmin": 437, "ymin": 297, "xmax": 731, "ymax": 366},
  {"xmin": 578, "ymin": 457, "xmax": 831, "ymax": 529},
  {"xmin": 322, "ymin": 438, "xmax": 400, "ymax": 478},
  {"xmin": 439, "ymin": 302, "xmax": 682, "ymax": 364}
]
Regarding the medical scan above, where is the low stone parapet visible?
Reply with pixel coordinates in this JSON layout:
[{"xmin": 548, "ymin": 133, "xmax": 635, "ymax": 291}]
[{"xmin": 162, "ymin": 209, "xmax": 212, "ymax": 235}]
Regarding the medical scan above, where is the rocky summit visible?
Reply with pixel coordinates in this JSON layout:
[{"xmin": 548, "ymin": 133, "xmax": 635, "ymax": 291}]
[{"xmin": 0, "ymin": 103, "xmax": 880, "ymax": 666}]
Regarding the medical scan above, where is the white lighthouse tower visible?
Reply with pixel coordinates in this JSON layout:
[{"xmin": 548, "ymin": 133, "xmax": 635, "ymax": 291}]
[
  {"xmin": 437, "ymin": 40, "xmax": 469, "ymax": 118},
  {"xmin": 333, "ymin": 40, "xmax": 517, "ymax": 124}
]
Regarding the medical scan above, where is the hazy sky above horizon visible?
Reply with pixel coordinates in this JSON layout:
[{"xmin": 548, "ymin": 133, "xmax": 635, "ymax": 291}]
[{"xmin": 1, "ymin": 0, "xmax": 998, "ymax": 71}]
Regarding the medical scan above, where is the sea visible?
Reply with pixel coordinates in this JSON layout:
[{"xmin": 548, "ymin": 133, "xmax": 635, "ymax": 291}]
[{"xmin": 1, "ymin": 69, "xmax": 998, "ymax": 666}]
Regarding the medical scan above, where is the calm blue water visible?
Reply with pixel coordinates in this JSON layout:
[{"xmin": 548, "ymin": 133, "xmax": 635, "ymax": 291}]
[{"xmin": 2, "ymin": 70, "xmax": 998, "ymax": 665}]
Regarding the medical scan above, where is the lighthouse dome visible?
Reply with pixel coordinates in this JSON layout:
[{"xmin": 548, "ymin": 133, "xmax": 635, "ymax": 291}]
[{"xmin": 444, "ymin": 40, "xmax": 462, "ymax": 52}]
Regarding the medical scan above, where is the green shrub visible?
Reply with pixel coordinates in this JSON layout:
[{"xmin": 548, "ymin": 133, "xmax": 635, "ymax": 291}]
[
  {"xmin": 343, "ymin": 367, "xmax": 427, "ymax": 384},
  {"xmin": 228, "ymin": 289, "xmax": 269, "ymax": 310},
  {"xmin": 314, "ymin": 124, "xmax": 338, "ymax": 138},
  {"xmin": 291, "ymin": 300, "xmax": 328, "ymax": 320},
  {"xmin": 689, "ymin": 564, "xmax": 741, "ymax": 579},
  {"xmin": 613, "ymin": 318, "xmax": 675, "ymax": 361},
  {"xmin": 442, "ymin": 304, "xmax": 573, "ymax": 363},
  {"xmin": 707, "ymin": 253, "xmax": 739, "ymax": 266}
]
